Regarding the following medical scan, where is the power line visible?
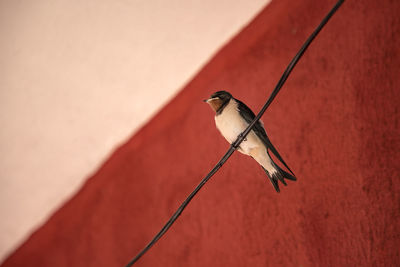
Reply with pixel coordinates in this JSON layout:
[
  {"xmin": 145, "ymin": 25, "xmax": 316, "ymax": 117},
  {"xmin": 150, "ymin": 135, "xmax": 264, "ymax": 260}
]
[{"xmin": 124, "ymin": 0, "xmax": 345, "ymax": 266}]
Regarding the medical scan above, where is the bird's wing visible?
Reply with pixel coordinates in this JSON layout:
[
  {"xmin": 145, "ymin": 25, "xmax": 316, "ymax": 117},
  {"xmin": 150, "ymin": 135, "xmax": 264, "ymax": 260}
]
[{"xmin": 235, "ymin": 98, "xmax": 295, "ymax": 176}]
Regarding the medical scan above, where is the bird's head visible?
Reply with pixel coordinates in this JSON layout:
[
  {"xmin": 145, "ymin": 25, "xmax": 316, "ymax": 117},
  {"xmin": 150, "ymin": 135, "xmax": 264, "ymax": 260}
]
[{"xmin": 203, "ymin": 91, "xmax": 232, "ymax": 113}]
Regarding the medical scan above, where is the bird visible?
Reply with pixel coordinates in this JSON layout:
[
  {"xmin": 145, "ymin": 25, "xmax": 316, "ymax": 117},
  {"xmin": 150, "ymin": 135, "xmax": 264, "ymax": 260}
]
[{"xmin": 204, "ymin": 90, "xmax": 296, "ymax": 192}]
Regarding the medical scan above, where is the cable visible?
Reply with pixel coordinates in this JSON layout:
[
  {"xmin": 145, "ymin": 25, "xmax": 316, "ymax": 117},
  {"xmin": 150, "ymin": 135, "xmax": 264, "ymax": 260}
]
[{"xmin": 124, "ymin": 0, "xmax": 345, "ymax": 266}]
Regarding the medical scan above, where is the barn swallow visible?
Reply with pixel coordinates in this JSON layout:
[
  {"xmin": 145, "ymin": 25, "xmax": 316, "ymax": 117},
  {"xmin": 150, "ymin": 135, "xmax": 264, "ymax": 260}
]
[{"xmin": 204, "ymin": 91, "xmax": 296, "ymax": 192}]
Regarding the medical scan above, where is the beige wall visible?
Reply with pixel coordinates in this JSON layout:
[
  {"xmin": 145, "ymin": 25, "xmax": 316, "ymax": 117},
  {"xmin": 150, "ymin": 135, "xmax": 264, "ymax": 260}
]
[{"xmin": 0, "ymin": 0, "xmax": 270, "ymax": 262}]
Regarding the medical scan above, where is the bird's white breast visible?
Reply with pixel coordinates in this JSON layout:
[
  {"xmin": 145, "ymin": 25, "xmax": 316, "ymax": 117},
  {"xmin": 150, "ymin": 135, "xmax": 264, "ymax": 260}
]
[{"xmin": 214, "ymin": 99, "xmax": 264, "ymax": 155}]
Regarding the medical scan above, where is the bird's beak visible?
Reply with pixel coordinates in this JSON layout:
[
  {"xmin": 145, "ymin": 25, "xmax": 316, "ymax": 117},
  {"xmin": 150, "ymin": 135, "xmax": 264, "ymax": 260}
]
[{"xmin": 203, "ymin": 97, "xmax": 217, "ymax": 103}]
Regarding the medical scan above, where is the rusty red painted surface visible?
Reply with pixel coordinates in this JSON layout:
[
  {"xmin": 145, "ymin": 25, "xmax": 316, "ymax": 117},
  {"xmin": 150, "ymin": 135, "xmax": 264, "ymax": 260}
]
[{"xmin": 2, "ymin": 0, "xmax": 399, "ymax": 266}]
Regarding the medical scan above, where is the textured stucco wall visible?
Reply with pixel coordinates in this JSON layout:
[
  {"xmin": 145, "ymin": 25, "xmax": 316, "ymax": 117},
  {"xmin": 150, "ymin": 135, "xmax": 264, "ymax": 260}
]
[{"xmin": 2, "ymin": 0, "xmax": 400, "ymax": 266}]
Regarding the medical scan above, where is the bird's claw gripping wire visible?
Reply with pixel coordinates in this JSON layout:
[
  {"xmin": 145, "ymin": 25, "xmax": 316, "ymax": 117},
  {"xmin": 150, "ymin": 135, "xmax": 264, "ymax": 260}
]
[{"xmin": 232, "ymin": 132, "xmax": 247, "ymax": 149}]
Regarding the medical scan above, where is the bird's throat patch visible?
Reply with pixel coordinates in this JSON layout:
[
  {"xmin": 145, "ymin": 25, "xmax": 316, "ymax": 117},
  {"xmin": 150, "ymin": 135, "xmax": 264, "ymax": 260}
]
[{"xmin": 208, "ymin": 98, "xmax": 223, "ymax": 112}]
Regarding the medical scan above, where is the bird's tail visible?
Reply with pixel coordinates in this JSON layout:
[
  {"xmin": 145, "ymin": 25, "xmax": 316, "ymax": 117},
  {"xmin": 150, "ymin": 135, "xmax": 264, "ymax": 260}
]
[{"xmin": 262, "ymin": 162, "xmax": 296, "ymax": 193}]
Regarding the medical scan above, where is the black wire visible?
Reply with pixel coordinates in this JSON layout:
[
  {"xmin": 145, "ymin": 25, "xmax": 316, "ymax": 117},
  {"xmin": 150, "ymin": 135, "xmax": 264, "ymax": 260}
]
[{"xmin": 124, "ymin": 0, "xmax": 345, "ymax": 266}]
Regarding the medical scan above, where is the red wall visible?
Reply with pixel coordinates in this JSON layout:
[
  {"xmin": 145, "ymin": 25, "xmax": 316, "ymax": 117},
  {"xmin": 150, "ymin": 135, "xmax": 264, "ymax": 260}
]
[{"xmin": 3, "ymin": 0, "xmax": 399, "ymax": 266}]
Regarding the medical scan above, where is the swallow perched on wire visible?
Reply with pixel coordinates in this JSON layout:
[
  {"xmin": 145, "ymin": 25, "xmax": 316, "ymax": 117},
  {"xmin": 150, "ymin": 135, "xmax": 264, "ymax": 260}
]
[{"xmin": 204, "ymin": 91, "xmax": 296, "ymax": 192}]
